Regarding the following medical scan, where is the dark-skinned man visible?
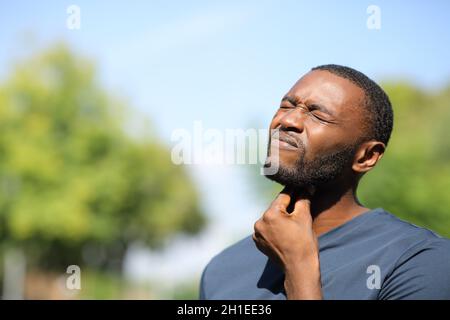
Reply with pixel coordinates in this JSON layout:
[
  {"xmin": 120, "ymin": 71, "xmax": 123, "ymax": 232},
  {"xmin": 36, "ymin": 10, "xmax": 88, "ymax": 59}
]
[{"xmin": 199, "ymin": 64, "xmax": 450, "ymax": 300}]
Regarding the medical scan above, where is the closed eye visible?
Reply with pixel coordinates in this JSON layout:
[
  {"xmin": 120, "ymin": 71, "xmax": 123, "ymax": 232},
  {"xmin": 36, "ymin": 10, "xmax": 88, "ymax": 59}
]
[
  {"xmin": 310, "ymin": 111, "xmax": 328, "ymax": 122},
  {"xmin": 279, "ymin": 105, "xmax": 329, "ymax": 123},
  {"xmin": 309, "ymin": 111, "xmax": 328, "ymax": 122}
]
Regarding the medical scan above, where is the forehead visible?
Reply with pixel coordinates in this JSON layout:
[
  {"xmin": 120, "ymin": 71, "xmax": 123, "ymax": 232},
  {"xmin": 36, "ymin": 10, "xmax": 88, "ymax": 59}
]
[{"xmin": 286, "ymin": 70, "xmax": 366, "ymax": 119}]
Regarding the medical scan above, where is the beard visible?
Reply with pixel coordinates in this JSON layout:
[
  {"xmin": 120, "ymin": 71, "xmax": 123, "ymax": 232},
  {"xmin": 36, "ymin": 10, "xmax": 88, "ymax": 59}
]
[{"xmin": 263, "ymin": 137, "xmax": 358, "ymax": 190}]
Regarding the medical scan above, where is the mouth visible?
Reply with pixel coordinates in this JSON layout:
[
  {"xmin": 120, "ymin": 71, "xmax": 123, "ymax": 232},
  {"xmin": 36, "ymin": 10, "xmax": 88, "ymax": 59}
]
[{"xmin": 271, "ymin": 132, "xmax": 299, "ymax": 150}]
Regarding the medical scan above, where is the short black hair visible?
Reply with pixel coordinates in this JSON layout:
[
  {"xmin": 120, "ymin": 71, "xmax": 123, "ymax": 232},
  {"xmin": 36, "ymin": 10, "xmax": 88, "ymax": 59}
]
[{"xmin": 311, "ymin": 64, "xmax": 393, "ymax": 147}]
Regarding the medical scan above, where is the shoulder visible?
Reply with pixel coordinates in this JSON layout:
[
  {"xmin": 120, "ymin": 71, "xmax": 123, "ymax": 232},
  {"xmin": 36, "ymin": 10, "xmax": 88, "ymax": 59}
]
[
  {"xmin": 199, "ymin": 235, "xmax": 263, "ymax": 299},
  {"xmin": 203, "ymin": 235, "xmax": 256, "ymax": 274},
  {"xmin": 370, "ymin": 209, "xmax": 449, "ymax": 252},
  {"xmin": 375, "ymin": 211, "xmax": 450, "ymax": 299}
]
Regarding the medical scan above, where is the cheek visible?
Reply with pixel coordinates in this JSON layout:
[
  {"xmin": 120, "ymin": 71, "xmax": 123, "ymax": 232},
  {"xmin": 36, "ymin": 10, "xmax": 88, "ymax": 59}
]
[
  {"xmin": 306, "ymin": 127, "xmax": 352, "ymax": 160},
  {"xmin": 303, "ymin": 125, "xmax": 341, "ymax": 159}
]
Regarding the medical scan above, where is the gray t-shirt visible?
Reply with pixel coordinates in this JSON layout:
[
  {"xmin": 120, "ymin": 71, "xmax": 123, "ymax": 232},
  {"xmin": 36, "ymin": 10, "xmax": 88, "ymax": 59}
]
[{"xmin": 199, "ymin": 208, "xmax": 450, "ymax": 299}]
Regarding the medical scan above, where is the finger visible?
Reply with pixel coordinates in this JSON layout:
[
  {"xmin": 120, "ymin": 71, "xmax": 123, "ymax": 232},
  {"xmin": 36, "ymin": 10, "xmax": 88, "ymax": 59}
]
[
  {"xmin": 287, "ymin": 188, "xmax": 311, "ymax": 215},
  {"xmin": 292, "ymin": 196, "xmax": 311, "ymax": 217},
  {"xmin": 270, "ymin": 186, "xmax": 292, "ymax": 210}
]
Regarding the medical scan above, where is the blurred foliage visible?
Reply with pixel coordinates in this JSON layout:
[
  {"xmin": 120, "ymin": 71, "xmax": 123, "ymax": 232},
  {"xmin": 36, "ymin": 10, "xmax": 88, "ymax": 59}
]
[
  {"xmin": 171, "ymin": 280, "xmax": 202, "ymax": 300},
  {"xmin": 248, "ymin": 81, "xmax": 450, "ymax": 238},
  {"xmin": 0, "ymin": 43, "xmax": 206, "ymax": 272},
  {"xmin": 78, "ymin": 270, "xmax": 153, "ymax": 299},
  {"xmin": 358, "ymin": 82, "xmax": 450, "ymax": 237}
]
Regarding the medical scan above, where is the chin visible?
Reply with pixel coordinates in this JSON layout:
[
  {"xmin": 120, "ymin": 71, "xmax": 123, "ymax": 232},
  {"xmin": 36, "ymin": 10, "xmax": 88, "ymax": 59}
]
[
  {"xmin": 266, "ymin": 153, "xmax": 298, "ymax": 168},
  {"xmin": 263, "ymin": 160, "xmax": 300, "ymax": 183},
  {"xmin": 264, "ymin": 170, "xmax": 310, "ymax": 190}
]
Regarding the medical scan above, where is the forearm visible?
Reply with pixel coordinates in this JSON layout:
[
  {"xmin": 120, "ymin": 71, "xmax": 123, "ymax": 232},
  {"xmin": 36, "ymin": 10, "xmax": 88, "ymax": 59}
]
[{"xmin": 283, "ymin": 254, "xmax": 323, "ymax": 300}]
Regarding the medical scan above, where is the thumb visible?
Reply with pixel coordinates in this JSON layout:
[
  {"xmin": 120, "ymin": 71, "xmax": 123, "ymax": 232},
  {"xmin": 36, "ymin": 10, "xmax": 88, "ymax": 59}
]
[{"xmin": 292, "ymin": 195, "xmax": 312, "ymax": 218}]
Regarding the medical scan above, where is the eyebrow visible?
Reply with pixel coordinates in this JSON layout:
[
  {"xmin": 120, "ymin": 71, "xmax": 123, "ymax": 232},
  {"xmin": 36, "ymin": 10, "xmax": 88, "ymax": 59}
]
[{"xmin": 281, "ymin": 95, "xmax": 335, "ymax": 117}]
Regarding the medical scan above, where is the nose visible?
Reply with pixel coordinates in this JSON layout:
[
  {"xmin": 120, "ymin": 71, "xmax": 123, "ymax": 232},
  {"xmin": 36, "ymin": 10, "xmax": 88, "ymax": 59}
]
[{"xmin": 278, "ymin": 105, "xmax": 306, "ymax": 134}]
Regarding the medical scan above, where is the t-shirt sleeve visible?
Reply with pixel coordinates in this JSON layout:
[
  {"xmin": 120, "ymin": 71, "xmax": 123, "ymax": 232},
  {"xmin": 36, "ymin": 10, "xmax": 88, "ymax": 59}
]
[{"xmin": 379, "ymin": 238, "xmax": 450, "ymax": 300}]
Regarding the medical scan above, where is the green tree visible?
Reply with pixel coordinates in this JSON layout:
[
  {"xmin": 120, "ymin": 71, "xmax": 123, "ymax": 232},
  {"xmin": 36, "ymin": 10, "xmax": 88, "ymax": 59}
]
[{"xmin": 0, "ymin": 43, "xmax": 206, "ymax": 273}]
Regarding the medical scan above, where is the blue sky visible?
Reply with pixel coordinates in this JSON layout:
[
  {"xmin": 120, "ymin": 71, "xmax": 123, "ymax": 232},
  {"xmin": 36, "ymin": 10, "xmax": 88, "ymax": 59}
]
[
  {"xmin": 2, "ymin": 0, "xmax": 450, "ymax": 139},
  {"xmin": 1, "ymin": 0, "xmax": 450, "ymax": 283}
]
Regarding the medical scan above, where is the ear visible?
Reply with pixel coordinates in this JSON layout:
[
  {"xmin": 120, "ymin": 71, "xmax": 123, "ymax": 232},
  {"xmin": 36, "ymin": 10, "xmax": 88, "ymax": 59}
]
[{"xmin": 352, "ymin": 141, "xmax": 385, "ymax": 174}]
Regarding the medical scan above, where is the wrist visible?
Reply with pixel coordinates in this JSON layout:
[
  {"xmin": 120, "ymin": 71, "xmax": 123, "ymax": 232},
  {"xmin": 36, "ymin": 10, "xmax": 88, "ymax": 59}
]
[
  {"xmin": 283, "ymin": 253, "xmax": 322, "ymax": 300},
  {"xmin": 284, "ymin": 274, "xmax": 322, "ymax": 299},
  {"xmin": 283, "ymin": 248, "xmax": 320, "ymax": 273}
]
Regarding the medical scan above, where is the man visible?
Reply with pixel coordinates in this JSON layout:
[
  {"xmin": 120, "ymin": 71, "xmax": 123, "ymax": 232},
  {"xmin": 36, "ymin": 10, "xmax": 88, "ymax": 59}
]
[{"xmin": 199, "ymin": 64, "xmax": 450, "ymax": 300}]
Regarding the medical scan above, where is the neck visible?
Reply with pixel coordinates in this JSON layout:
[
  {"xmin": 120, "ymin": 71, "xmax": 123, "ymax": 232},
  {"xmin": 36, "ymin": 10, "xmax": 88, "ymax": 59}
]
[{"xmin": 301, "ymin": 179, "xmax": 370, "ymax": 237}]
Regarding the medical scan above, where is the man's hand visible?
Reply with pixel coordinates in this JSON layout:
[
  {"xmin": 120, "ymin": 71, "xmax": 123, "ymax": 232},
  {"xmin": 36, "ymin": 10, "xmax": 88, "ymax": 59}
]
[{"xmin": 252, "ymin": 187, "xmax": 322, "ymax": 299}]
